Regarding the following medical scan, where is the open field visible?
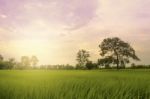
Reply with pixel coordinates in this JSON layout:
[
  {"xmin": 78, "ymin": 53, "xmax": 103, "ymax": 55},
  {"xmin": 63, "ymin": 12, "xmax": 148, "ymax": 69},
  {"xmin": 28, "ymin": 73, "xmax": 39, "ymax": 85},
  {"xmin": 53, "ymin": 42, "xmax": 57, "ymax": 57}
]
[{"xmin": 0, "ymin": 70, "xmax": 150, "ymax": 99}]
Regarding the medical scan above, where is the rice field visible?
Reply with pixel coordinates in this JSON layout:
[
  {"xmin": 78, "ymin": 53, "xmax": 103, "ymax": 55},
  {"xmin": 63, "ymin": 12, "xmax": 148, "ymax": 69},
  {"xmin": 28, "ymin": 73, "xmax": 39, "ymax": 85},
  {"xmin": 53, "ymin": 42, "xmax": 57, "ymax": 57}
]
[{"xmin": 0, "ymin": 70, "xmax": 150, "ymax": 99}]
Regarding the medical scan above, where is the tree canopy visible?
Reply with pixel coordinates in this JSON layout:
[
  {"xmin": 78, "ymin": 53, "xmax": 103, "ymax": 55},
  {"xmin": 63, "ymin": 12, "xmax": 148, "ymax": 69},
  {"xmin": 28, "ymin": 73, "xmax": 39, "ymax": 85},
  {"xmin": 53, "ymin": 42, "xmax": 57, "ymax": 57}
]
[
  {"xmin": 99, "ymin": 37, "xmax": 140, "ymax": 69},
  {"xmin": 76, "ymin": 49, "xmax": 90, "ymax": 69}
]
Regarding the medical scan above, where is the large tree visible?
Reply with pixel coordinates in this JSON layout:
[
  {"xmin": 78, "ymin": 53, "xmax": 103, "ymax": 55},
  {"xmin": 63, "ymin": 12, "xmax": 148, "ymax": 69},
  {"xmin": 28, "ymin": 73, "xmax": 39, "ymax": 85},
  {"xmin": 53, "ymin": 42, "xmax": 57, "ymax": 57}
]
[
  {"xmin": 99, "ymin": 37, "xmax": 140, "ymax": 69},
  {"xmin": 76, "ymin": 49, "xmax": 90, "ymax": 69}
]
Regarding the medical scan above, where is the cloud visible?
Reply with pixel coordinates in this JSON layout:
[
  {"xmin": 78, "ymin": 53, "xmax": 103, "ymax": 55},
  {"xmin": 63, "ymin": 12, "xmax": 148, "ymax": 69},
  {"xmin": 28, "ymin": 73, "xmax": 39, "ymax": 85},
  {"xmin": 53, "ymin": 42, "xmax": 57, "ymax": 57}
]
[
  {"xmin": 0, "ymin": 0, "xmax": 150, "ymax": 64},
  {"xmin": 3, "ymin": 0, "xmax": 98, "ymax": 30}
]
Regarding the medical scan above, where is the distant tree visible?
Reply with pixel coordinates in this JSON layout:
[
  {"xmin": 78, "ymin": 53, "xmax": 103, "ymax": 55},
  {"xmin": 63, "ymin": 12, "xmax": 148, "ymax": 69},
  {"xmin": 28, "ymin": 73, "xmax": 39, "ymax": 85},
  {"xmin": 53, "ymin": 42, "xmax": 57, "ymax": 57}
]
[
  {"xmin": 131, "ymin": 63, "xmax": 136, "ymax": 68},
  {"xmin": 30, "ymin": 56, "xmax": 39, "ymax": 68},
  {"xmin": 0, "ymin": 54, "xmax": 3, "ymax": 61},
  {"xmin": 99, "ymin": 37, "xmax": 140, "ymax": 69},
  {"xmin": 6, "ymin": 58, "xmax": 16, "ymax": 69},
  {"xmin": 14, "ymin": 62, "xmax": 23, "ymax": 70},
  {"xmin": 0, "ymin": 55, "xmax": 8, "ymax": 69},
  {"xmin": 86, "ymin": 61, "xmax": 98, "ymax": 70},
  {"xmin": 0, "ymin": 61, "xmax": 6, "ymax": 69},
  {"xmin": 21, "ymin": 56, "xmax": 31, "ymax": 69},
  {"xmin": 40, "ymin": 65, "xmax": 47, "ymax": 69},
  {"xmin": 76, "ymin": 49, "xmax": 90, "ymax": 69},
  {"xmin": 65, "ymin": 64, "xmax": 75, "ymax": 70},
  {"xmin": 57, "ymin": 65, "xmax": 65, "ymax": 69}
]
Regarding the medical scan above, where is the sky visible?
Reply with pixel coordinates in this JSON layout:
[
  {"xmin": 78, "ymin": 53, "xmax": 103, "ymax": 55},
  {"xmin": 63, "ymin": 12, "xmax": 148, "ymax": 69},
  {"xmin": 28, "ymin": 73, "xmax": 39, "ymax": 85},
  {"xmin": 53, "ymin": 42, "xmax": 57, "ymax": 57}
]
[{"xmin": 0, "ymin": 0, "xmax": 150, "ymax": 65}]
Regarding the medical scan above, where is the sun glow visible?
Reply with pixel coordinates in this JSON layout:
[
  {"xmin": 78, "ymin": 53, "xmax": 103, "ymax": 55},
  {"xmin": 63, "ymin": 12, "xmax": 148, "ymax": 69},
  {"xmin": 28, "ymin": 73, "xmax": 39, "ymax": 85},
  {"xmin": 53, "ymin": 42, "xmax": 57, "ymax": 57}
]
[
  {"xmin": 0, "ymin": 0, "xmax": 150, "ymax": 65},
  {"xmin": 14, "ymin": 40, "xmax": 50, "ymax": 55}
]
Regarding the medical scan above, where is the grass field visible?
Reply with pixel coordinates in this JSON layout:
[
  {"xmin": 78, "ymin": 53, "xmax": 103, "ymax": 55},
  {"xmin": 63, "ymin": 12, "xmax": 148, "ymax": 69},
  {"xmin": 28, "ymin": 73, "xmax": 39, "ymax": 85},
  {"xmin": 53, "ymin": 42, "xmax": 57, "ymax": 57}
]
[{"xmin": 0, "ymin": 70, "xmax": 150, "ymax": 99}]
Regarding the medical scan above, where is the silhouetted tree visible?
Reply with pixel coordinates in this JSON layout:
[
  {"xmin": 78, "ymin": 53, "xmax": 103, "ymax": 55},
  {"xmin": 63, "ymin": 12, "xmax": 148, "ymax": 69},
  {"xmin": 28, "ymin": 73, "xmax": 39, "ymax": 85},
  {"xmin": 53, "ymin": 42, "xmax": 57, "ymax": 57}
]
[
  {"xmin": 76, "ymin": 49, "xmax": 90, "ymax": 69},
  {"xmin": 99, "ymin": 37, "xmax": 140, "ymax": 69},
  {"xmin": 86, "ymin": 61, "xmax": 98, "ymax": 70},
  {"xmin": 98, "ymin": 56, "xmax": 114, "ymax": 68}
]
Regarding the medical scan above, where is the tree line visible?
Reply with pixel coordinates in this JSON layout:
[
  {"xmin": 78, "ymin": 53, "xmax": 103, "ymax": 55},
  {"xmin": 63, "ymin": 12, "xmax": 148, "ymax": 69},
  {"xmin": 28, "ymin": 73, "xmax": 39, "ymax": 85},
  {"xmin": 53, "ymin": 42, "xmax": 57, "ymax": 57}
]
[
  {"xmin": 76, "ymin": 37, "xmax": 141, "ymax": 69},
  {"xmin": 0, "ymin": 37, "xmax": 149, "ymax": 70},
  {"xmin": 0, "ymin": 55, "xmax": 38, "ymax": 69}
]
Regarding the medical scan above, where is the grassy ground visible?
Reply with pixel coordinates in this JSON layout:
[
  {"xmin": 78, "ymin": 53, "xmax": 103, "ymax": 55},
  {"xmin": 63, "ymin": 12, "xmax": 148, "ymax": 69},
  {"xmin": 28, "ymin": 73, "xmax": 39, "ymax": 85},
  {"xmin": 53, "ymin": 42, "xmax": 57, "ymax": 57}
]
[{"xmin": 0, "ymin": 70, "xmax": 150, "ymax": 99}]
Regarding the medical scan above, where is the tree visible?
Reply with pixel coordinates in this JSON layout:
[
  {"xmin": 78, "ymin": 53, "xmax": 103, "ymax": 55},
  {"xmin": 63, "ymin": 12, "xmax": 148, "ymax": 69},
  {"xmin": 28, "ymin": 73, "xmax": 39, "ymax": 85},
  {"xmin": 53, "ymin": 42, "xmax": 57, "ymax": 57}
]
[
  {"xmin": 0, "ymin": 61, "xmax": 7, "ymax": 69},
  {"xmin": 98, "ymin": 56, "xmax": 113, "ymax": 68},
  {"xmin": 64, "ymin": 64, "xmax": 75, "ymax": 70},
  {"xmin": 6, "ymin": 58, "xmax": 16, "ymax": 69},
  {"xmin": 86, "ymin": 61, "xmax": 98, "ymax": 70},
  {"xmin": 131, "ymin": 63, "xmax": 136, "ymax": 69},
  {"xmin": 21, "ymin": 56, "xmax": 31, "ymax": 69},
  {"xmin": 76, "ymin": 49, "xmax": 90, "ymax": 69},
  {"xmin": 0, "ymin": 54, "xmax": 3, "ymax": 61},
  {"xmin": 99, "ymin": 37, "xmax": 140, "ymax": 69},
  {"xmin": 0, "ymin": 55, "xmax": 7, "ymax": 69},
  {"xmin": 30, "ymin": 56, "xmax": 39, "ymax": 68}
]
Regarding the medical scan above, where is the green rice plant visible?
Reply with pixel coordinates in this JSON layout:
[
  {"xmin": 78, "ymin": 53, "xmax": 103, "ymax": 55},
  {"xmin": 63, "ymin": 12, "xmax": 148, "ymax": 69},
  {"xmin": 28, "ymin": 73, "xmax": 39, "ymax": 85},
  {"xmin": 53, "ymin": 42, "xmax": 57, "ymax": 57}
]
[{"xmin": 0, "ymin": 70, "xmax": 150, "ymax": 99}]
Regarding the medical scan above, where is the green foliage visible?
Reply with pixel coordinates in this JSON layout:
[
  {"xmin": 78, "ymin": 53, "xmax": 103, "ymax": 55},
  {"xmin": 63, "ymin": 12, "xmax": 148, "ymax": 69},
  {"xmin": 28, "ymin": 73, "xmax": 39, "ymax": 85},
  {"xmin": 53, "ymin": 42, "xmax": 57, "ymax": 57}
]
[
  {"xmin": 86, "ymin": 61, "xmax": 98, "ymax": 70},
  {"xmin": 130, "ymin": 64, "xmax": 150, "ymax": 69},
  {"xmin": 0, "ymin": 61, "xmax": 7, "ymax": 69},
  {"xmin": 0, "ymin": 70, "xmax": 150, "ymax": 99},
  {"xmin": 98, "ymin": 56, "xmax": 114, "ymax": 68},
  {"xmin": 0, "ymin": 55, "xmax": 16, "ymax": 69},
  {"xmin": 76, "ymin": 49, "xmax": 90, "ymax": 69}
]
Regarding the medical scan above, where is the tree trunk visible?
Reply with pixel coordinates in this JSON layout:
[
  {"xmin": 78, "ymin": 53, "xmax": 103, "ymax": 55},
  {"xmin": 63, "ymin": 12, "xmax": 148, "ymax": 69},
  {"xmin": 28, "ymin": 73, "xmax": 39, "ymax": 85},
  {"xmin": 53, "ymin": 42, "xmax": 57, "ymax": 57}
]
[
  {"xmin": 114, "ymin": 50, "xmax": 119, "ymax": 69},
  {"xmin": 116, "ymin": 54, "xmax": 119, "ymax": 69}
]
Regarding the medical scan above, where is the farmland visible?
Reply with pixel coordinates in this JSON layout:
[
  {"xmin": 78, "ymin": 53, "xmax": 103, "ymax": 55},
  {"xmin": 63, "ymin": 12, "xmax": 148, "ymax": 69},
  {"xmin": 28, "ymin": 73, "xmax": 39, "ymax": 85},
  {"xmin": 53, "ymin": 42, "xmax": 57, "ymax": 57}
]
[{"xmin": 0, "ymin": 70, "xmax": 150, "ymax": 99}]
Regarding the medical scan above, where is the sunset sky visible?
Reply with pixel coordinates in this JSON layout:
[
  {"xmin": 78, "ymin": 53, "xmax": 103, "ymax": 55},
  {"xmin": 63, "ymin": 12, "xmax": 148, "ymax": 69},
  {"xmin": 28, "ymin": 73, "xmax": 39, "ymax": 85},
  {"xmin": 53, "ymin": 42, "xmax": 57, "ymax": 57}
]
[{"xmin": 0, "ymin": 0, "xmax": 150, "ymax": 65}]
